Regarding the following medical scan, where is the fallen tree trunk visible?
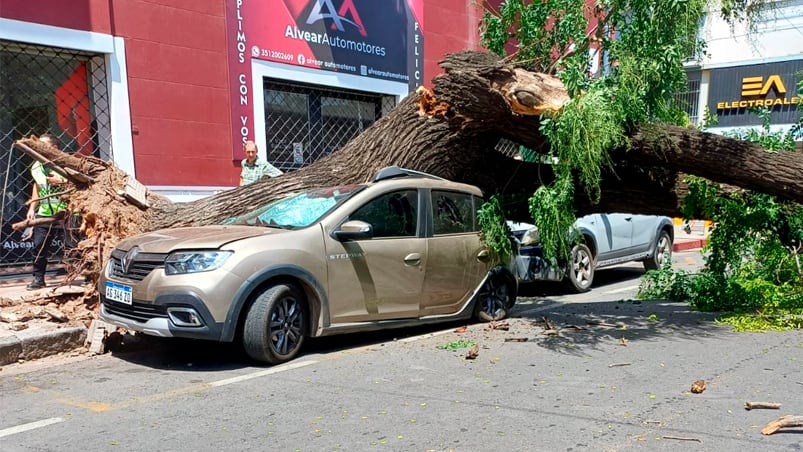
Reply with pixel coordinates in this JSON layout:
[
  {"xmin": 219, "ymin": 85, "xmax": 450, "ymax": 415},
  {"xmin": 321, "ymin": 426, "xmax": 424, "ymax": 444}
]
[{"xmin": 15, "ymin": 50, "xmax": 803, "ymax": 284}]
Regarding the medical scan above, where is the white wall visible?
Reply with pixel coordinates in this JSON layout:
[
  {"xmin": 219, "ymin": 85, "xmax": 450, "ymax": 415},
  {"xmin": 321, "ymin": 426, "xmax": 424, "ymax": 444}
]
[
  {"xmin": 703, "ymin": 0, "xmax": 803, "ymax": 66},
  {"xmin": 0, "ymin": 17, "xmax": 135, "ymax": 177}
]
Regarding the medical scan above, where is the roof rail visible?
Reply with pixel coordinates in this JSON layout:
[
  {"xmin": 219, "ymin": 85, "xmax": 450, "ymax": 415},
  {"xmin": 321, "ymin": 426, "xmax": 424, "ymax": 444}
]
[{"xmin": 372, "ymin": 166, "xmax": 445, "ymax": 182}]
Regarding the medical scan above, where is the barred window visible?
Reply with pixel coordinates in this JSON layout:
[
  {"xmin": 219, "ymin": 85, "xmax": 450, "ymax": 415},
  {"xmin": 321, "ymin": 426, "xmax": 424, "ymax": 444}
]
[{"xmin": 263, "ymin": 80, "xmax": 396, "ymax": 171}]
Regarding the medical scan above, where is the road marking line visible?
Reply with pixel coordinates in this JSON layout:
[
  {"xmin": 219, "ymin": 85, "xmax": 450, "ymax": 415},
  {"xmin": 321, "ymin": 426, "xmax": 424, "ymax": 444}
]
[
  {"xmin": 516, "ymin": 302, "xmax": 567, "ymax": 315},
  {"xmin": 397, "ymin": 329, "xmax": 453, "ymax": 343},
  {"xmin": 604, "ymin": 284, "xmax": 640, "ymax": 294},
  {"xmin": 47, "ymin": 360, "xmax": 319, "ymax": 413},
  {"xmin": 0, "ymin": 417, "xmax": 64, "ymax": 438},
  {"xmin": 207, "ymin": 360, "xmax": 317, "ymax": 387}
]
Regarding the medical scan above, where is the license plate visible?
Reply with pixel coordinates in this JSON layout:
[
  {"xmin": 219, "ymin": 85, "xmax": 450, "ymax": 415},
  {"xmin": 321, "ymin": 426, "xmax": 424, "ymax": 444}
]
[{"xmin": 105, "ymin": 282, "xmax": 133, "ymax": 305}]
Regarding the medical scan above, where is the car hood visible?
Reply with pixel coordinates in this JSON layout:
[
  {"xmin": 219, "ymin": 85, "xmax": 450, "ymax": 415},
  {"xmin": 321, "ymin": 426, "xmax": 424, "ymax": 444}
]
[{"xmin": 115, "ymin": 225, "xmax": 284, "ymax": 253}]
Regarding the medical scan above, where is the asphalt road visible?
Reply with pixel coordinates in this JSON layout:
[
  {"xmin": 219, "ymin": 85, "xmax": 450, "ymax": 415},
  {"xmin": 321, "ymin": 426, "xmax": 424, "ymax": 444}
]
[{"xmin": 1, "ymin": 251, "xmax": 801, "ymax": 451}]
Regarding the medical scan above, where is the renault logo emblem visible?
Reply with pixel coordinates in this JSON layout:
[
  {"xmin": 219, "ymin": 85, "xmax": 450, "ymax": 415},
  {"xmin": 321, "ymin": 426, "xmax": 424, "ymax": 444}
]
[{"xmin": 121, "ymin": 246, "xmax": 140, "ymax": 274}]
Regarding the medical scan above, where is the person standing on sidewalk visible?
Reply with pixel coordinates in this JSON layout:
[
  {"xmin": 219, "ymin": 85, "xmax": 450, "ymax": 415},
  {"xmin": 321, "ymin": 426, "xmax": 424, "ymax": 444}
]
[
  {"xmin": 25, "ymin": 133, "xmax": 69, "ymax": 290},
  {"xmin": 239, "ymin": 140, "xmax": 282, "ymax": 185}
]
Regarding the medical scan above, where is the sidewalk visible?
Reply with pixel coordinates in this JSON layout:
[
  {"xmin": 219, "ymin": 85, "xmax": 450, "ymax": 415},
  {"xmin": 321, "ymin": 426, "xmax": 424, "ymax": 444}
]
[
  {"xmin": 0, "ymin": 274, "xmax": 89, "ymax": 367},
  {"xmin": 672, "ymin": 219, "xmax": 711, "ymax": 252}
]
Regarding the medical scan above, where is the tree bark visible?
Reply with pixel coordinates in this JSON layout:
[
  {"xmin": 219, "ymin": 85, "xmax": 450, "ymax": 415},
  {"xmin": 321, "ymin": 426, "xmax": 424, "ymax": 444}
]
[{"xmin": 14, "ymin": 50, "xmax": 803, "ymax": 279}]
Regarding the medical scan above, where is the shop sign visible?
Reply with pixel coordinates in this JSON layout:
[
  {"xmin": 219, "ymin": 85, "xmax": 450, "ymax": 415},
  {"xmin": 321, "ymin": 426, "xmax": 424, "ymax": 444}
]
[
  {"xmin": 708, "ymin": 60, "xmax": 803, "ymax": 128},
  {"xmin": 225, "ymin": 0, "xmax": 424, "ymax": 159}
]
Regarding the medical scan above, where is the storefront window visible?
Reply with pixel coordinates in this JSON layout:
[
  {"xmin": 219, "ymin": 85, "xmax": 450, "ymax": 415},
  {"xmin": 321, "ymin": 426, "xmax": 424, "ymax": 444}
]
[
  {"xmin": 0, "ymin": 41, "xmax": 110, "ymax": 270},
  {"xmin": 263, "ymin": 80, "xmax": 395, "ymax": 171}
]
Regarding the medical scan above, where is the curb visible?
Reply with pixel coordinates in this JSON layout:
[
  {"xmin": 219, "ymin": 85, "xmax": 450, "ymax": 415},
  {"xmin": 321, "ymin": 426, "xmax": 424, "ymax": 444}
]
[
  {"xmin": 673, "ymin": 238, "xmax": 708, "ymax": 252},
  {"xmin": 0, "ymin": 325, "xmax": 87, "ymax": 366}
]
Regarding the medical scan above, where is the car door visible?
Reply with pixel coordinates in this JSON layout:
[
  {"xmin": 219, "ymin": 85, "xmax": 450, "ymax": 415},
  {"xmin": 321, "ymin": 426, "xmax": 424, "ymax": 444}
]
[
  {"xmin": 581, "ymin": 213, "xmax": 633, "ymax": 260},
  {"xmin": 628, "ymin": 214, "xmax": 658, "ymax": 254},
  {"xmin": 325, "ymin": 189, "xmax": 426, "ymax": 323},
  {"xmin": 421, "ymin": 190, "xmax": 488, "ymax": 316}
]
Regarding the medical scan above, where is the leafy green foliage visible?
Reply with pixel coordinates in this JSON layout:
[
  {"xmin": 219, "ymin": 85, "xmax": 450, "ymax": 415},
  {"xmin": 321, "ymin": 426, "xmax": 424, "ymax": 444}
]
[
  {"xmin": 638, "ymin": 112, "xmax": 803, "ymax": 330},
  {"xmin": 527, "ymin": 166, "xmax": 576, "ymax": 265},
  {"xmin": 477, "ymin": 2, "xmax": 798, "ymax": 332},
  {"xmin": 477, "ymin": 194, "xmax": 514, "ymax": 266},
  {"xmin": 479, "ymin": 0, "xmax": 715, "ymax": 263},
  {"xmin": 723, "ymin": 108, "xmax": 797, "ymax": 151},
  {"xmin": 436, "ymin": 340, "xmax": 477, "ymax": 350},
  {"xmin": 540, "ymin": 87, "xmax": 623, "ymax": 202}
]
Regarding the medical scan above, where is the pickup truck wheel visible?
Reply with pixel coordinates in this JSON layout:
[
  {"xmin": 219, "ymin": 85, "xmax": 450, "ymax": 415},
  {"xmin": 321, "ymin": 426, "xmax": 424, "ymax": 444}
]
[
  {"xmin": 644, "ymin": 231, "xmax": 673, "ymax": 270},
  {"xmin": 566, "ymin": 243, "xmax": 594, "ymax": 293},
  {"xmin": 475, "ymin": 268, "xmax": 512, "ymax": 322},
  {"xmin": 243, "ymin": 284, "xmax": 306, "ymax": 364}
]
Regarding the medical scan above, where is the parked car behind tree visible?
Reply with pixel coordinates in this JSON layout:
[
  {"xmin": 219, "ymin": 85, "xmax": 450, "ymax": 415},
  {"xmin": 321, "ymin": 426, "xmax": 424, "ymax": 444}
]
[{"xmin": 509, "ymin": 213, "xmax": 674, "ymax": 292}]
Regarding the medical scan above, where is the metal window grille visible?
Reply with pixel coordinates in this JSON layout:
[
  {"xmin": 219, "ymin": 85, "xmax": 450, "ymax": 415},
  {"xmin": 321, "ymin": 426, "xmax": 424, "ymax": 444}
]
[
  {"xmin": 263, "ymin": 80, "xmax": 396, "ymax": 171},
  {"xmin": 0, "ymin": 40, "xmax": 111, "ymax": 273},
  {"xmin": 674, "ymin": 79, "xmax": 701, "ymax": 126}
]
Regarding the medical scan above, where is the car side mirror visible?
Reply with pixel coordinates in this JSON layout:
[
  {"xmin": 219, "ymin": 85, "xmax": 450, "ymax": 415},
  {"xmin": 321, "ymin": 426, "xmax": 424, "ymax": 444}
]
[{"xmin": 334, "ymin": 220, "xmax": 373, "ymax": 242}]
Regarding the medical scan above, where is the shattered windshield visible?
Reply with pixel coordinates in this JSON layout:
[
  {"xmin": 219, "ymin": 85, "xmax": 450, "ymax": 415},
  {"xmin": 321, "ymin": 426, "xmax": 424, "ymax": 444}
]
[{"xmin": 223, "ymin": 184, "xmax": 365, "ymax": 228}]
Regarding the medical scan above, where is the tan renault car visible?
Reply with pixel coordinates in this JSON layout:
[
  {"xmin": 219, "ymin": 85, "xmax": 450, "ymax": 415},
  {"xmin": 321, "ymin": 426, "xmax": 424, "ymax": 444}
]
[{"xmin": 99, "ymin": 166, "xmax": 517, "ymax": 364}]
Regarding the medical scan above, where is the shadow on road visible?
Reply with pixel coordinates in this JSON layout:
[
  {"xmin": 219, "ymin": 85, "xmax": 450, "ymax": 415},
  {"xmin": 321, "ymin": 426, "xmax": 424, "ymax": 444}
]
[
  {"xmin": 105, "ymin": 319, "xmax": 470, "ymax": 371},
  {"xmin": 518, "ymin": 265, "xmax": 646, "ymax": 297},
  {"xmin": 508, "ymin": 299, "xmax": 724, "ymax": 357}
]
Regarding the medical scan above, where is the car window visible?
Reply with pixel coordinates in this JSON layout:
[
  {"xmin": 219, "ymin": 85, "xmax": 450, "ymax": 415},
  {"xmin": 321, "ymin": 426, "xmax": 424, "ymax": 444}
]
[
  {"xmin": 432, "ymin": 191, "xmax": 476, "ymax": 234},
  {"xmin": 349, "ymin": 189, "xmax": 418, "ymax": 238},
  {"xmin": 223, "ymin": 184, "xmax": 364, "ymax": 228}
]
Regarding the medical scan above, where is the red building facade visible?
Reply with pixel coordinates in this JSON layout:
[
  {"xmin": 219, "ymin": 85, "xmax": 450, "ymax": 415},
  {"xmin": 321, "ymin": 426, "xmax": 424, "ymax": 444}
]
[{"xmin": 1, "ymin": 0, "xmax": 487, "ymax": 197}]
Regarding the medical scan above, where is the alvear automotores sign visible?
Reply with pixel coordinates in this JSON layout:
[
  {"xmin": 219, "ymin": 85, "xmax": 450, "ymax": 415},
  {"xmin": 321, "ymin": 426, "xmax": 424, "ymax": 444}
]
[{"xmin": 225, "ymin": 0, "xmax": 424, "ymax": 159}]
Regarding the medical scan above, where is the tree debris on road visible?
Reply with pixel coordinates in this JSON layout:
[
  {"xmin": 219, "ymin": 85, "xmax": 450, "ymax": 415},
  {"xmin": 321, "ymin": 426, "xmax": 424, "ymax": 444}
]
[
  {"xmin": 690, "ymin": 379, "xmax": 706, "ymax": 394},
  {"xmin": 761, "ymin": 415, "xmax": 803, "ymax": 435},
  {"xmin": 744, "ymin": 401, "xmax": 782, "ymax": 410}
]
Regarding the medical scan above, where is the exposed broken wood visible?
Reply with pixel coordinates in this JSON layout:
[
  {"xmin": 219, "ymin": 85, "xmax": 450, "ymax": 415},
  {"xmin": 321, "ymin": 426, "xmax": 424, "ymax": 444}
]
[
  {"xmin": 745, "ymin": 401, "xmax": 782, "ymax": 410},
  {"xmin": 662, "ymin": 435, "xmax": 702, "ymax": 442},
  {"xmin": 11, "ymin": 211, "xmax": 67, "ymax": 231},
  {"xmin": 25, "ymin": 188, "xmax": 76, "ymax": 206},
  {"xmin": 488, "ymin": 321, "xmax": 510, "ymax": 331},
  {"xmin": 690, "ymin": 380, "xmax": 706, "ymax": 394},
  {"xmin": 465, "ymin": 344, "xmax": 480, "ymax": 360},
  {"xmin": 761, "ymin": 415, "xmax": 803, "ymax": 435},
  {"xmin": 13, "ymin": 141, "xmax": 94, "ymax": 184}
]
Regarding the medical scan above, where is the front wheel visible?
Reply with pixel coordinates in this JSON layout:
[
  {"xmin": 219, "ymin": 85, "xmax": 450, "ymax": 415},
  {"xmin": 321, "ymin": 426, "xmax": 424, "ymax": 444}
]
[
  {"xmin": 243, "ymin": 284, "xmax": 307, "ymax": 364},
  {"xmin": 565, "ymin": 243, "xmax": 594, "ymax": 293},
  {"xmin": 475, "ymin": 268, "xmax": 514, "ymax": 322},
  {"xmin": 643, "ymin": 231, "xmax": 673, "ymax": 271}
]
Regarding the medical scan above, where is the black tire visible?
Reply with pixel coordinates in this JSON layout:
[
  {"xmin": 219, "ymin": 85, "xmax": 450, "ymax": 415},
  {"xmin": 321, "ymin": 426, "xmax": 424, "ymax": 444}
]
[
  {"xmin": 475, "ymin": 268, "xmax": 514, "ymax": 322},
  {"xmin": 644, "ymin": 230, "xmax": 673, "ymax": 271},
  {"xmin": 565, "ymin": 243, "xmax": 594, "ymax": 293},
  {"xmin": 243, "ymin": 284, "xmax": 307, "ymax": 364}
]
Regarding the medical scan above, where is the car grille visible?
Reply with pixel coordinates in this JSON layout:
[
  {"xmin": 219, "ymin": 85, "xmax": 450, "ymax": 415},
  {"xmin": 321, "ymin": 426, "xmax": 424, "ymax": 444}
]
[
  {"xmin": 108, "ymin": 249, "xmax": 167, "ymax": 282},
  {"xmin": 103, "ymin": 299, "xmax": 168, "ymax": 323}
]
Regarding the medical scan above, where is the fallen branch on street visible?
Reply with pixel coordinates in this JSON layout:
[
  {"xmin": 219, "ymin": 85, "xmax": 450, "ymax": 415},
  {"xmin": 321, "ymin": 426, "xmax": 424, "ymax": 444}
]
[
  {"xmin": 745, "ymin": 401, "xmax": 782, "ymax": 410},
  {"xmin": 761, "ymin": 415, "xmax": 803, "ymax": 435}
]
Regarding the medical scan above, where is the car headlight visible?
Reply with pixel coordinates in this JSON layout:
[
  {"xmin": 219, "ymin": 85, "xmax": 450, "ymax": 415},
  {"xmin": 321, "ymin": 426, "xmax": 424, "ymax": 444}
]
[{"xmin": 164, "ymin": 251, "xmax": 232, "ymax": 275}]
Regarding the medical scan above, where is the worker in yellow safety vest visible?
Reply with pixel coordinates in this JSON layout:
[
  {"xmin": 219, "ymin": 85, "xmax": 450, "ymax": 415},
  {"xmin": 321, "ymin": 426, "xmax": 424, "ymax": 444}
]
[{"xmin": 25, "ymin": 133, "xmax": 68, "ymax": 290}]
